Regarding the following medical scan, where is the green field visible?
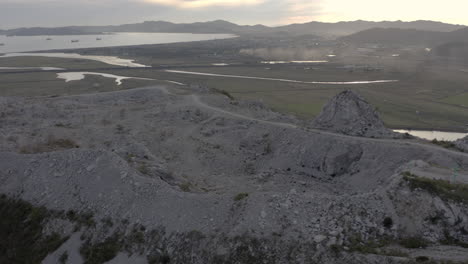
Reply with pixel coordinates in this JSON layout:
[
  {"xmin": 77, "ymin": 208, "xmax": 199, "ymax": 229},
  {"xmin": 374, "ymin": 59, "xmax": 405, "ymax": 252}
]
[
  {"xmin": 442, "ymin": 92, "xmax": 468, "ymax": 107},
  {"xmin": 1, "ymin": 54, "xmax": 468, "ymax": 132}
]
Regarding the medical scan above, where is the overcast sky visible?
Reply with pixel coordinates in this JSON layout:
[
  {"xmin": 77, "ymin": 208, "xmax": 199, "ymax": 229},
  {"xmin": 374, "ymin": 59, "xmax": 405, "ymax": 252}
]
[{"xmin": 1, "ymin": 0, "xmax": 467, "ymax": 29}]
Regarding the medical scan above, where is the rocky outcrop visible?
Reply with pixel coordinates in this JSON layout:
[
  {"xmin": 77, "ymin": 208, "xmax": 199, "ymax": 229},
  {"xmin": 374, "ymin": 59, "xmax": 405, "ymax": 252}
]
[
  {"xmin": 455, "ymin": 136, "xmax": 468, "ymax": 152},
  {"xmin": 312, "ymin": 90, "xmax": 398, "ymax": 138}
]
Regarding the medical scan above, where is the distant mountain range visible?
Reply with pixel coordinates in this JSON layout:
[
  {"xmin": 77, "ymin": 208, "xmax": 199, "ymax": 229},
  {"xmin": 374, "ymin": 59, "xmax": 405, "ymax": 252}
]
[
  {"xmin": 341, "ymin": 27, "xmax": 468, "ymax": 46},
  {"xmin": 274, "ymin": 20, "xmax": 465, "ymax": 37},
  {"xmin": 1, "ymin": 20, "xmax": 465, "ymax": 37}
]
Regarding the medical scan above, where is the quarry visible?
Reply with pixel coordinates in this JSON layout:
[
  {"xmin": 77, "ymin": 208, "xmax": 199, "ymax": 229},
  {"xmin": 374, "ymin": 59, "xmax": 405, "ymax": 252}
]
[{"xmin": 1, "ymin": 84, "xmax": 467, "ymax": 263}]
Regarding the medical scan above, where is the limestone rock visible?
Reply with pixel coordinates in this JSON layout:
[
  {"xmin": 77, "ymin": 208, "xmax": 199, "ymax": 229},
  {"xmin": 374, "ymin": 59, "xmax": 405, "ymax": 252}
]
[
  {"xmin": 312, "ymin": 90, "xmax": 398, "ymax": 138},
  {"xmin": 455, "ymin": 136, "xmax": 468, "ymax": 152}
]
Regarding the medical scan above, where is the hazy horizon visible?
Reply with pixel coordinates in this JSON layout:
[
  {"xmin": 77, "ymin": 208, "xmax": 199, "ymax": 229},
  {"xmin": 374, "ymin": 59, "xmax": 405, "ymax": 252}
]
[
  {"xmin": 1, "ymin": 18, "xmax": 467, "ymax": 30},
  {"xmin": 1, "ymin": 0, "xmax": 468, "ymax": 29}
]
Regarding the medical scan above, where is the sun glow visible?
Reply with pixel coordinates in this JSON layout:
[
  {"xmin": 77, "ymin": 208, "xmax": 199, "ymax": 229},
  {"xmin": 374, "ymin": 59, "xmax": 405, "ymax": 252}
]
[{"xmin": 142, "ymin": 0, "xmax": 266, "ymax": 8}]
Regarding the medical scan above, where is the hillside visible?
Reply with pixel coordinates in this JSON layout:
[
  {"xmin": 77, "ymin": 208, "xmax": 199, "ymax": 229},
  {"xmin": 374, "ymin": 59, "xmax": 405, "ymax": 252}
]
[
  {"xmin": 340, "ymin": 28, "xmax": 446, "ymax": 46},
  {"xmin": 434, "ymin": 42, "xmax": 468, "ymax": 62},
  {"xmin": 276, "ymin": 20, "xmax": 464, "ymax": 37},
  {"xmin": 341, "ymin": 26, "xmax": 468, "ymax": 46},
  {"xmin": 1, "ymin": 85, "xmax": 468, "ymax": 263},
  {"xmin": 2, "ymin": 27, "xmax": 92, "ymax": 36}
]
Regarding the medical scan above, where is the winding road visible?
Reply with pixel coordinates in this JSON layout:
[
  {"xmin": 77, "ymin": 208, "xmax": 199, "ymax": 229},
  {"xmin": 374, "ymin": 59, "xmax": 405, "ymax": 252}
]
[{"xmin": 185, "ymin": 90, "xmax": 468, "ymax": 160}]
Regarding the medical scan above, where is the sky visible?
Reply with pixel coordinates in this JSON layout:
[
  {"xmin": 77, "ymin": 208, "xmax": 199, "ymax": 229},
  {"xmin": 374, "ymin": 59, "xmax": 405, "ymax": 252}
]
[{"xmin": 0, "ymin": 0, "xmax": 467, "ymax": 29}]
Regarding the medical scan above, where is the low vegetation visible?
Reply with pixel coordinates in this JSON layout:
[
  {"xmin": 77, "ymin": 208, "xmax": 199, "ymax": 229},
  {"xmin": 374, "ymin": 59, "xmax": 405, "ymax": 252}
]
[
  {"xmin": 0, "ymin": 194, "xmax": 68, "ymax": 264},
  {"xmin": 347, "ymin": 234, "xmax": 433, "ymax": 257},
  {"xmin": 19, "ymin": 136, "xmax": 79, "ymax": 154},
  {"xmin": 431, "ymin": 139, "xmax": 463, "ymax": 152},
  {"xmin": 399, "ymin": 237, "xmax": 429, "ymax": 249},
  {"xmin": 440, "ymin": 230, "xmax": 468, "ymax": 248},
  {"xmin": 80, "ymin": 234, "xmax": 123, "ymax": 264},
  {"xmin": 212, "ymin": 88, "xmax": 235, "ymax": 100},
  {"xmin": 234, "ymin": 192, "xmax": 249, "ymax": 201},
  {"xmin": 403, "ymin": 172, "xmax": 468, "ymax": 204},
  {"xmin": 179, "ymin": 182, "xmax": 192, "ymax": 192}
]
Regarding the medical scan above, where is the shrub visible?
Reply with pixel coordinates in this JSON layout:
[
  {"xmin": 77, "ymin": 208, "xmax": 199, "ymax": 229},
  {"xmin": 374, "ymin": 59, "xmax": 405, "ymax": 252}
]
[
  {"xmin": 234, "ymin": 193, "xmax": 249, "ymax": 201},
  {"xmin": 179, "ymin": 182, "xmax": 192, "ymax": 192},
  {"xmin": 415, "ymin": 256, "xmax": 430, "ymax": 262},
  {"xmin": 431, "ymin": 139, "xmax": 462, "ymax": 151},
  {"xmin": 403, "ymin": 172, "xmax": 468, "ymax": 204},
  {"xmin": 0, "ymin": 195, "xmax": 67, "ymax": 263}
]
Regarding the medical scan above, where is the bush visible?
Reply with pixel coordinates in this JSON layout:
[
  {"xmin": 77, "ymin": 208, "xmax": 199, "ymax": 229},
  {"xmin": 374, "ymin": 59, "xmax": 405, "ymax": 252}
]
[
  {"xmin": 234, "ymin": 193, "xmax": 249, "ymax": 201},
  {"xmin": 415, "ymin": 256, "xmax": 430, "ymax": 262}
]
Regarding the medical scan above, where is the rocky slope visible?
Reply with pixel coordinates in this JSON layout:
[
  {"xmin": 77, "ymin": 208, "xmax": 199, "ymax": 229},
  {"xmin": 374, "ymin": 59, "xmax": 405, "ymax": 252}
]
[
  {"xmin": 456, "ymin": 135, "xmax": 468, "ymax": 152},
  {"xmin": 312, "ymin": 90, "xmax": 400, "ymax": 138},
  {"xmin": 0, "ymin": 86, "xmax": 467, "ymax": 263}
]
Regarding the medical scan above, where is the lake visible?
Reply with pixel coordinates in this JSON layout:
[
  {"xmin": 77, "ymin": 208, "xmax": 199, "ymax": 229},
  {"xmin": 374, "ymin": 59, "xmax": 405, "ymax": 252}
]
[{"xmin": 0, "ymin": 32, "xmax": 236, "ymax": 53}]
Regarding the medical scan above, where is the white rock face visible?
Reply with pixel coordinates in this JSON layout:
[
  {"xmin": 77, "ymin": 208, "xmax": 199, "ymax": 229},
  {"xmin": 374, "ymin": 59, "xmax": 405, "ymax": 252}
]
[{"xmin": 312, "ymin": 90, "xmax": 398, "ymax": 138}]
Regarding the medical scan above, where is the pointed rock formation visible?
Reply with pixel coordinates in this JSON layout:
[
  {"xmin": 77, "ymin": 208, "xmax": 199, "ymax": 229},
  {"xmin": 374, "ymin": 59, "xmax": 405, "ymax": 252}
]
[{"xmin": 312, "ymin": 90, "xmax": 398, "ymax": 138}]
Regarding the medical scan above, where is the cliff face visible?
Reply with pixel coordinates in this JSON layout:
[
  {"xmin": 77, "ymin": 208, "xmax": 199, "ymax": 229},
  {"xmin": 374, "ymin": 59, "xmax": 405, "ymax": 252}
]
[{"xmin": 313, "ymin": 90, "xmax": 398, "ymax": 138}]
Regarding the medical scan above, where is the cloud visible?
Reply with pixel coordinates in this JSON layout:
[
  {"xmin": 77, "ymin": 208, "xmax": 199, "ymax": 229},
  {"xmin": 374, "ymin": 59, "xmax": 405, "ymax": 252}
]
[
  {"xmin": 142, "ymin": 0, "xmax": 266, "ymax": 8},
  {"xmin": 279, "ymin": 0, "xmax": 323, "ymax": 24}
]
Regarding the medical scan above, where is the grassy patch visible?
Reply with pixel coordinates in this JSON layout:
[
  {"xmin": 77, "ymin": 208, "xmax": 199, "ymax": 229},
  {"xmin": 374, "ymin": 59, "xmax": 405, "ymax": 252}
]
[
  {"xmin": 440, "ymin": 230, "xmax": 468, "ymax": 248},
  {"xmin": 80, "ymin": 234, "xmax": 123, "ymax": 264},
  {"xmin": 442, "ymin": 92, "xmax": 468, "ymax": 107},
  {"xmin": 431, "ymin": 139, "xmax": 463, "ymax": 152},
  {"xmin": 0, "ymin": 195, "xmax": 68, "ymax": 264},
  {"xmin": 66, "ymin": 210, "xmax": 96, "ymax": 229},
  {"xmin": 137, "ymin": 163, "xmax": 150, "ymax": 175},
  {"xmin": 348, "ymin": 234, "xmax": 412, "ymax": 257},
  {"xmin": 179, "ymin": 182, "xmax": 192, "ymax": 192},
  {"xmin": 20, "ymin": 136, "xmax": 79, "ymax": 154},
  {"xmin": 403, "ymin": 172, "xmax": 468, "ymax": 204},
  {"xmin": 234, "ymin": 193, "xmax": 249, "ymax": 201},
  {"xmin": 399, "ymin": 237, "xmax": 429, "ymax": 249}
]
